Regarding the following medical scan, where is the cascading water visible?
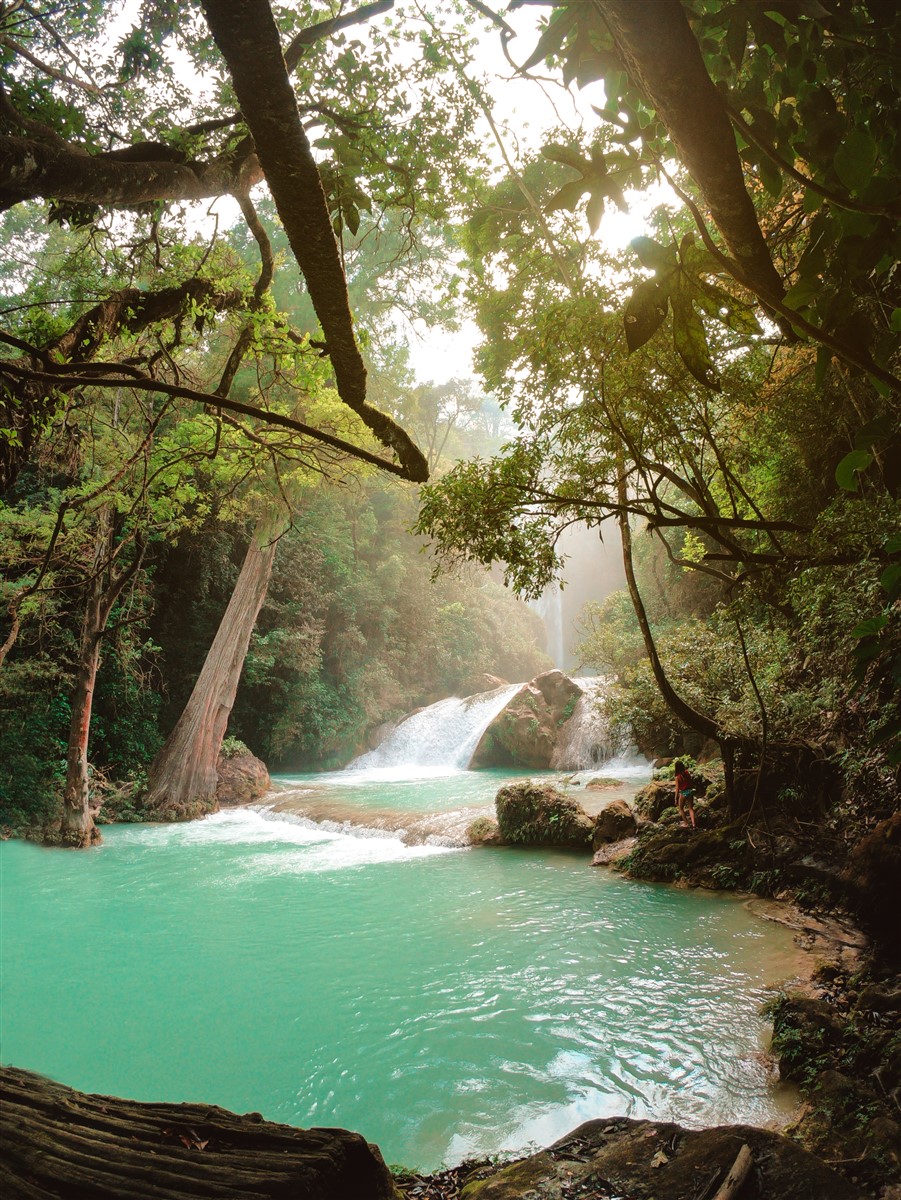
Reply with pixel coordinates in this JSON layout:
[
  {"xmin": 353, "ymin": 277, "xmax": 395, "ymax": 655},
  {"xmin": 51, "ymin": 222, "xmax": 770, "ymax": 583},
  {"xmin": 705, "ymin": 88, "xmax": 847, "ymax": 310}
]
[
  {"xmin": 551, "ymin": 678, "xmax": 632, "ymax": 770},
  {"xmin": 349, "ymin": 683, "xmax": 522, "ymax": 771}
]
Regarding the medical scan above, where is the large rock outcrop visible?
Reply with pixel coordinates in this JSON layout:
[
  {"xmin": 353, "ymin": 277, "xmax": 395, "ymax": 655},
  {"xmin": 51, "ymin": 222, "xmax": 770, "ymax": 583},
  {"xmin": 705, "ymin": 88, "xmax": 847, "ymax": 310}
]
[
  {"xmin": 455, "ymin": 1117, "xmax": 867, "ymax": 1200},
  {"xmin": 215, "ymin": 749, "xmax": 271, "ymax": 807},
  {"xmin": 0, "ymin": 1066, "xmax": 400, "ymax": 1199},
  {"xmin": 495, "ymin": 781, "xmax": 593, "ymax": 848},
  {"xmin": 470, "ymin": 670, "xmax": 582, "ymax": 769}
]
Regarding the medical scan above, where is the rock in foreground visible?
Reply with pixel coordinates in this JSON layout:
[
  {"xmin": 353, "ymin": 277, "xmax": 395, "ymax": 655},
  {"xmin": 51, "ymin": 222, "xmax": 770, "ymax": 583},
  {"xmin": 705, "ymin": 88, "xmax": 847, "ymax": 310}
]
[
  {"xmin": 0, "ymin": 1066, "xmax": 399, "ymax": 1200},
  {"xmin": 457, "ymin": 1117, "xmax": 867, "ymax": 1200}
]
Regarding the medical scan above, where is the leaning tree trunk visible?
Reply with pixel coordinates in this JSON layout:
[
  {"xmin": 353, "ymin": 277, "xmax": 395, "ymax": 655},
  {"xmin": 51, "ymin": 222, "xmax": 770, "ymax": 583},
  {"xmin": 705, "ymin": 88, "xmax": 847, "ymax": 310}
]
[
  {"xmin": 615, "ymin": 474, "xmax": 757, "ymax": 814},
  {"xmin": 142, "ymin": 528, "xmax": 277, "ymax": 820}
]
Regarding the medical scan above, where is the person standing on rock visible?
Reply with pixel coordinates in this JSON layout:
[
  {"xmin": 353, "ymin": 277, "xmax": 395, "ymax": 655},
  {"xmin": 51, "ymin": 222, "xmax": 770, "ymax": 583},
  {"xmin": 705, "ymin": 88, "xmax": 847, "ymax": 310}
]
[{"xmin": 673, "ymin": 761, "xmax": 696, "ymax": 829}]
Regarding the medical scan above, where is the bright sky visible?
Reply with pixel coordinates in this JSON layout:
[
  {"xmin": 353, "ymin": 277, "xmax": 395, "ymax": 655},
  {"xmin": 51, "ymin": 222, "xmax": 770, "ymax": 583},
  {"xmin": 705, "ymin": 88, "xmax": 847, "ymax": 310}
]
[{"xmin": 100, "ymin": 1, "xmax": 673, "ymax": 388}]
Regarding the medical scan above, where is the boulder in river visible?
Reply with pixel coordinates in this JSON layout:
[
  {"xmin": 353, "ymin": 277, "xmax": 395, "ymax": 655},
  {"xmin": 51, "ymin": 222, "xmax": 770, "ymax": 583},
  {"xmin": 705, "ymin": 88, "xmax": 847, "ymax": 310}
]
[
  {"xmin": 495, "ymin": 781, "xmax": 593, "ymax": 848},
  {"xmin": 470, "ymin": 670, "xmax": 582, "ymax": 769},
  {"xmin": 215, "ymin": 749, "xmax": 270, "ymax": 807},
  {"xmin": 591, "ymin": 798, "xmax": 637, "ymax": 848}
]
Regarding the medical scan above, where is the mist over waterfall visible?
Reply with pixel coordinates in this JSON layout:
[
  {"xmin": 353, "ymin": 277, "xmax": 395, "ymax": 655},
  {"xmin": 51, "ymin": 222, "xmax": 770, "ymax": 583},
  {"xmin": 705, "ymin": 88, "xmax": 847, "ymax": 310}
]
[
  {"xmin": 531, "ymin": 524, "xmax": 626, "ymax": 672},
  {"xmin": 532, "ymin": 584, "xmax": 565, "ymax": 669},
  {"xmin": 349, "ymin": 684, "xmax": 522, "ymax": 771}
]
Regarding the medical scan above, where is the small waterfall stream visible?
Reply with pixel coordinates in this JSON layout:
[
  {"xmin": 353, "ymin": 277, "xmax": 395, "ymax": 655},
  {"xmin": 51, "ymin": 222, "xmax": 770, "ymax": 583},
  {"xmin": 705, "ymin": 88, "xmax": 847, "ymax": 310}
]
[
  {"xmin": 349, "ymin": 683, "xmax": 522, "ymax": 771},
  {"xmin": 552, "ymin": 678, "xmax": 631, "ymax": 770}
]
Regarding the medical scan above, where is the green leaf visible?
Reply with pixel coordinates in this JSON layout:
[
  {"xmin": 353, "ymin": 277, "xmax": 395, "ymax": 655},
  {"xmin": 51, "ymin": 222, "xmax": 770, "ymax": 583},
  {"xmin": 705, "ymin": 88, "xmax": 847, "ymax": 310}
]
[
  {"xmin": 891, "ymin": 308, "xmax": 901, "ymax": 334},
  {"xmin": 623, "ymin": 279, "xmax": 669, "ymax": 352},
  {"xmin": 814, "ymin": 344, "xmax": 832, "ymax": 388},
  {"xmin": 546, "ymin": 179, "xmax": 589, "ymax": 213},
  {"xmin": 783, "ymin": 276, "xmax": 820, "ymax": 309},
  {"xmin": 671, "ymin": 282, "xmax": 720, "ymax": 389},
  {"xmin": 585, "ymin": 192, "xmax": 606, "ymax": 235},
  {"xmin": 880, "ymin": 562, "xmax": 901, "ymax": 600},
  {"xmin": 540, "ymin": 143, "xmax": 587, "ymax": 171},
  {"xmin": 885, "ymin": 534, "xmax": 901, "ymax": 554},
  {"xmin": 853, "ymin": 414, "xmax": 895, "ymax": 451},
  {"xmin": 834, "ymin": 130, "xmax": 878, "ymax": 193},
  {"xmin": 834, "ymin": 448, "xmax": 873, "ymax": 491},
  {"xmin": 630, "ymin": 236, "xmax": 677, "ymax": 273},
  {"xmin": 521, "ymin": 7, "xmax": 578, "ymax": 71},
  {"xmin": 851, "ymin": 615, "xmax": 888, "ymax": 638}
]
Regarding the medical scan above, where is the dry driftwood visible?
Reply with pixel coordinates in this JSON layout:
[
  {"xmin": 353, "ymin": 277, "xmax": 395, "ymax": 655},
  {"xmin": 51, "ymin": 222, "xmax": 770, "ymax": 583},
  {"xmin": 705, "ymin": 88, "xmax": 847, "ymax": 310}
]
[
  {"xmin": 0, "ymin": 1067, "xmax": 398, "ymax": 1199},
  {"xmin": 711, "ymin": 1142, "xmax": 753, "ymax": 1200}
]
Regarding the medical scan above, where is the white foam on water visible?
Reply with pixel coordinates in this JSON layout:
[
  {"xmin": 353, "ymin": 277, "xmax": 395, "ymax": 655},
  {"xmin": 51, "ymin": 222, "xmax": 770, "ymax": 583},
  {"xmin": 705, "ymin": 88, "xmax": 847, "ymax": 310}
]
[
  {"xmin": 111, "ymin": 807, "xmax": 455, "ymax": 872},
  {"xmin": 290, "ymin": 765, "xmax": 471, "ymax": 787}
]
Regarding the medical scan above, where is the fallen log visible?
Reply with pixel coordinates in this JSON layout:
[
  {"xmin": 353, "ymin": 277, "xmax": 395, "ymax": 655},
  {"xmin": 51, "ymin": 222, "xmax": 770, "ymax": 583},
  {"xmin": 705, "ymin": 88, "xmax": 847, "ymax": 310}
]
[
  {"xmin": 0, "ymin": 1066, "xmax": 399, "ymax": 1199},
  {"xmin": 712, "ymin": 1143, "xmax": 753, "ymax": 1200}
]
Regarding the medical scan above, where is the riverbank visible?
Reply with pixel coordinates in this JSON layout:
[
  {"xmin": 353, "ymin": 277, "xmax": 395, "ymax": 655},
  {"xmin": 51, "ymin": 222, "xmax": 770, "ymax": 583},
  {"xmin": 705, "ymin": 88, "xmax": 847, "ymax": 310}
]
[
  {"xmin": 587, "ymin": 772, "xmax": 901, "ymax": 1195},
  {"xmin": 0, "ymin": 1065, "xmax": 873, "ymax": 1200}
]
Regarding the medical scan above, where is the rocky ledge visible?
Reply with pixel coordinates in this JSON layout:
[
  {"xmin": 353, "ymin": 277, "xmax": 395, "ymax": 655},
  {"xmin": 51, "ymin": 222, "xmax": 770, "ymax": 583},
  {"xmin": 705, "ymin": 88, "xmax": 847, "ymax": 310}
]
[{"xmin": 432, "ymin": 1116, "xmax": 869, "ymax": 1200}]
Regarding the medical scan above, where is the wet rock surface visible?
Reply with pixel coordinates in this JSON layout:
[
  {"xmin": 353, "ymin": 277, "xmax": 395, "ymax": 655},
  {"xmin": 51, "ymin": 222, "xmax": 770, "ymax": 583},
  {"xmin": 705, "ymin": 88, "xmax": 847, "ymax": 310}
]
[
  {"xmin": 591, "ymin": 798, "xmax": 638, "ymax": 847},
  {"xmin": 591, "ymin": 835, "xmax": 637, "ymax": 866}
]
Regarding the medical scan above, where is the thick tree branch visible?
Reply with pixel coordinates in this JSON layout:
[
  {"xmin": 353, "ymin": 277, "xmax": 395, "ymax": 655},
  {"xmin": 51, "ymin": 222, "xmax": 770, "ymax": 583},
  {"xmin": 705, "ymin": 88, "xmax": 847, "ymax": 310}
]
[
  {"xmin": 46, "ymin": 280, "xmax": 244, "ymax": 362},
  {"xmin": 0, "ymin": 135, "xmax": 262, "ymax": 211},
  {"xmin": 283, "ymin": 0, "xmax": 395, "ymax": 71},
  {"xmin": 199, "ymin": 0, "xmax": 428, "ymax": 483},
  {"xmin": 0, "ymin": 363, "xmax": 419, "ymax": 479}
]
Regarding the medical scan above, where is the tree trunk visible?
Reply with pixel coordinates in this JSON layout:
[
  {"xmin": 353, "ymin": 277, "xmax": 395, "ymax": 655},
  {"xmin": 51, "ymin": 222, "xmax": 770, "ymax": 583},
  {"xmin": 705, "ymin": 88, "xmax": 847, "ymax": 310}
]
[
  {"xmin": 596, "ymin": 0, "xmax": 786, "ymax": 307},
  {"xmin": 56, "ymin": 571, "xmax": 105, "ymax": 848},
  {"xmin": 0, "ymin": 1065, "xmax": 399, "ymax": 1200},
  {"xmin": 616, "ymin": 480, "xmax": 722, "ymax": 745},
  {"xmin": 47, "ymin": 511, "xmax": 145, "ymax": 847},
  {"xmin": 142, "ymin": 529, "xmax": 277, "ymax": 820}
]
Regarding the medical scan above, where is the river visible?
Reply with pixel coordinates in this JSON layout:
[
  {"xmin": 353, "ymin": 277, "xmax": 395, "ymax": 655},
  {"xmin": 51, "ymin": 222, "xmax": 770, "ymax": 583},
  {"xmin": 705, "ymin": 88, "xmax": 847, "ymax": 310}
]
[{"xmin": 1, "ymin": 758, "xmax": 801, "ymax": 1170}]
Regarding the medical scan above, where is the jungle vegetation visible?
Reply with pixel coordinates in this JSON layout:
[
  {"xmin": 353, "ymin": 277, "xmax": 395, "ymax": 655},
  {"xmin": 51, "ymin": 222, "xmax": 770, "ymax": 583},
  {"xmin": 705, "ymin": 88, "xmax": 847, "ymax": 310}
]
[{"xmin": 0, "ymin": 0, "xmax": 899, "ymax": 856}]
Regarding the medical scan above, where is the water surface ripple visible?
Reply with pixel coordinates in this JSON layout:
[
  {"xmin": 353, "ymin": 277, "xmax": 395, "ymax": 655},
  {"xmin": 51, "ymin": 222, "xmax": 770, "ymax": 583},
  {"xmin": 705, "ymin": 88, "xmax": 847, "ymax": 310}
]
[{"xmin": 1, "ymin": 790, "xmax": 800, "ymax": 1170}]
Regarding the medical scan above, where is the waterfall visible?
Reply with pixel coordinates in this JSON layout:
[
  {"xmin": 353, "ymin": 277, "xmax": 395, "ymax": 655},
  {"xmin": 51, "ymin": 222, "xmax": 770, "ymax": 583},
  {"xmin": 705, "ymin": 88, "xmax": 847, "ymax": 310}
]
[
  {"xmin": 551, "ymin": 678, "xmax": 630, "ymax": 770},
  {"xmin": 531, "ymin": 583, "xmax": 565, "ymax": 669},
  {"xmin": 349, "ymin": 684, "xmax": 522, "ymax": 771}
]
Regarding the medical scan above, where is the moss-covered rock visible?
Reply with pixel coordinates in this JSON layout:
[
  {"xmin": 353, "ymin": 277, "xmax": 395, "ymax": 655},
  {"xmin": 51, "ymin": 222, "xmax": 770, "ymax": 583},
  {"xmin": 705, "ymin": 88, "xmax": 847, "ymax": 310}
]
[
  {"xmin": 494, "ymin": 782, "xmax": 593, "ymax": 848},
  {"xmin": 591, "ymin": 798, "xmax": 637, "ymax": 848},
  {"xmin": 466, "ymin": 815, "xmax": 502, "ymax": 846}
]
